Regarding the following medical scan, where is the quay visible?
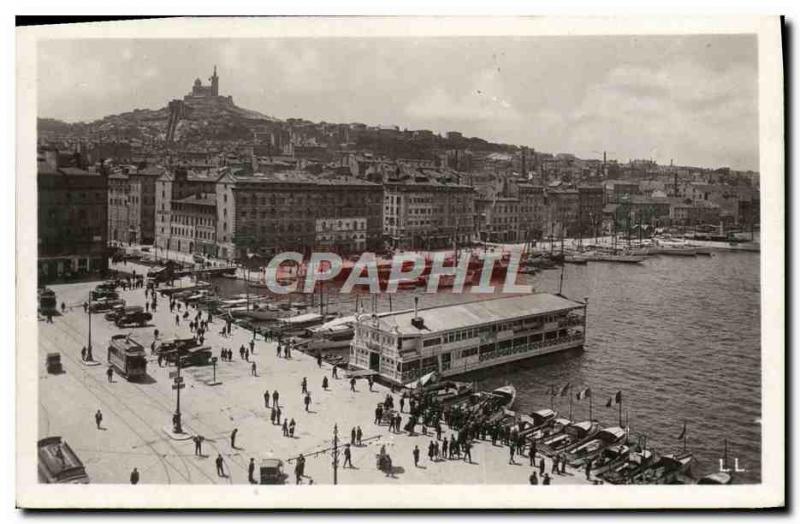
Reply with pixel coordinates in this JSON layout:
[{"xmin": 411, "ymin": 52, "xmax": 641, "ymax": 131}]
[{"xmin": 38, "ymin": 277, "xmax": 596, "ymax": 486}]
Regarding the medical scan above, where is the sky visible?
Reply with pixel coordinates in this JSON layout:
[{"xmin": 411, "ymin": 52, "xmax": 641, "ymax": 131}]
[{"xmin": 38, "ymin": 35, "xmax": 759, "ymax": 171}]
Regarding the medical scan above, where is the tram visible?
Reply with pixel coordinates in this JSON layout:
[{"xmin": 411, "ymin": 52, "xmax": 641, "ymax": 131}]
[{"xmin": 107, "ymin": 334, "xmax": 148, "ymax": 380}]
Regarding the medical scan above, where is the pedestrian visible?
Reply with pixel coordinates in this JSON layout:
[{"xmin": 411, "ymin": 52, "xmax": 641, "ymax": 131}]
[
  {"xmin": 304, "ymin": 393, "xmax": 311, "ymax": 412},
  {"xmin": 193, "ymin": 435, "xmax": 204, "ymax": 455},
  {"xmin": 80, "ymin": 346, "xmax": 87, "ymax": 361},
  {"xmin": 282, "ymin": 419, "xmax": 289, "ymax": 437},
  {"xmin": 509, "ymin": 444, "xmax": 516, "ymax": 464},
  {"xmin": 543, "ymin": 473, "xmax": 551, "ymax": 485},
  {"xmin": 94, "ymin": 409, "xmax": 103, "ymax": 429},
  {"xmin": 343, "ymin": 444, "xmax": 353, "ymax": 468},
  {"xmin": 175, "ymin": 314, "xmax": 179, "ymax": 326},
  {"xmin": 539, "ymin": 457, "xmax": 545, "ymax": 476},
  {"xmin": 83, "ymin": 302, "xmax": 88, "ymax": 313},
  {"xmin": 276, "ymin": 344, "xmax": 281, "ymax": 357},
  {"xmin": 249, "ymin": 339, "xmax": 255, "ymax": 355},
  {"xmin": 264, "ymin": 389, "xmax": 270, "ymax": 408},
  {"xmin": 356, "ymin": 426, "xmax": 363, "ymax": 446},
  {"xmin": 332, "ymin": 365, "xmax": 338, "ymax": 379},
  {"xmin": 400, "ymin": 396, "xmax": 405, "ymax": 413},
  {"xmin": 301, "ymin": 377, "xmax": 308, "ymax": 394},
  {"xmin": 561, "ymin": 456, "xmax": 567, "ymax": 474},
  {"xmin": 585, "ymin": 460, "xmax": 592, "ymax": 481},
  {"xmin": 272, "ymin": 390, "xmax": 279, "ymax": 406},
  {"xmin": 251, "ymin": 361, "xmax": 257, "ymax": 376},
  {"xmin": 270, "ymin": 407, "xmax": 276, "ymax": 425},
  {"xmin": 289, "ymin": 418, "xmax": 296, "ymax": 437},
  {"xmin": 106, "ymin": 366, "xmax": 114, "ymax": 383},
  {"xmin": 375, "ymin": 404, "xmax": 383, "ymax": 424},
  {"xmin": 322, "ymin": 376, "xmax": 329, "ymax": 390},
  {"xmin": 529, "ymin": 471, "xmax": 539, "ymax": 485},
  {"xmin": 428, "ymin": 441, "xmax": 434, "ymax": 462},
  {"xmin": 551, "ymin": 455, "xmax": 559, "ymax": 475},
  {"xmin": 350, "ymin": 377, "xmax": 357, "ymax": 392},
  {"xmin": 130, "ymin": 467, "xmax": 139, "ymax": 485},
  {"xmin": 413, "ymin": 445, "xmax": 420, "ymax": 467},
  {"xmin": 464, "ymin": 441, "xmax": 472, "ymax": 463},
  {"xmin": 433, "ymin": 440, "xmax": 440, "ymax": 460},
  {"xmin": 60, "ymin": 302, "xmax": 66, "ymax": 313},
  {"xmin": 295, "ymin": 454, "xmax": 305, "ymax": 484},
  {"xmin": 317, "ymin": 352, "xmax": 322, "ymax": 367},
  {"xmin": 248, "ymin": 458, "xmax": 256, "ymax": 484},
  {"xmin": 244, "ymin": 348, "xmax": 249, "ymax": 362},
  {"xmin": 350, "ymin": 426, "xmax": 356, "ymax": 445},
  {"xmin": 368, "ymin": 376, "xmax": 374, "ymax": 391},
  {"xmin": 215, "ymin": 454, "xmax": 225, "ymax": 477},
  {"xmin": 442, "ymin": 438, "xmax": 449, "ymax": 459},
  {"xmin": 276, "ymin": 406, "xmax": 282, "ymax": 425},
  {"xmin": 230, "ymin": 428, "xmax": 238, "ymax": 449}
]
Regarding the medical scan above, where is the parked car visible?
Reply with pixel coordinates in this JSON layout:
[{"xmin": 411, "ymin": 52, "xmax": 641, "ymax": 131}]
[
  {"xmin": 38, "ymin": 437, "xmax": 90, "ymax": 484},
  {"xmin": 89, "ymin": 298, "xmax": 125, "ymax": 313},
  {"xmin": 115, "ymin": 308, "xmax": 153, "ymax": 328}
]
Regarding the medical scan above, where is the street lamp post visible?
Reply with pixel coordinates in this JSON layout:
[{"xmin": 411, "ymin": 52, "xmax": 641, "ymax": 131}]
[
  {"xmin": 332, "ymin": 424, "xmax": 339, "ymax": 485},
  {"xmin": 172, "ymin": 355, "xmax": 184, "ymax": 433},
  {"xmin": 86, "ymin": 291, "xmax": 93, "ymax": 361}
]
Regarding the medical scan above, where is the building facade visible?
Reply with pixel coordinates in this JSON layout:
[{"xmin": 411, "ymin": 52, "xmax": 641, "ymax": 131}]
[
  {"xmin": 383, "ymin": 178, "xmax": 475, "ymax": 250},
  {"xmin": 38, "ymin": 150, "xmax": 108, "ymax": 283}
]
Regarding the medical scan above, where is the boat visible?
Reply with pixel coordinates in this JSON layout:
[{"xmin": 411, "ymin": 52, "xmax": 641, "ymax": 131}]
[
  {"xmin": 599, "ymin": 448, "xmax": 657, "ymax": 484},
  {"xmin": 298, "ymin": 319, "xmax": 355, "ymax": 354},
  {"xmin": 538, "ymin": 420, "xmax": 600, "ymax": 456},
  {"xmin": 563, "ymin": 254, "xmax": 588, "ymax": 264},
  {"xmin": 631, "ymin": 451, "xmax": 694, "ymax": 485},
  {"xmin": 491, "ymin": 385, "xmax": 517, "ymax": 410},
  {"xmin": 276, "ymin": 312, "xmax": 325, "ymax": 337},
  {"xmin": 588, "ymin": 253, "xmax": 645, "ymax": 264},
  {"xmin": 565, "ymin": 426, "xmax": 628, "ymax": 467},
  {"xmin": 528, "ymin": 416, "xmax": 573, "ymax": 445},
  {"xmin": 697, "ymin": 472, "xmax": 732, "ymax": 484},
  {"xmin": 587, "ymin": 444, "xmax": 631, "ymax": 476},
  {"xmin": 519, "ymin": 408, "xmax": 558, "ymax": 438}
]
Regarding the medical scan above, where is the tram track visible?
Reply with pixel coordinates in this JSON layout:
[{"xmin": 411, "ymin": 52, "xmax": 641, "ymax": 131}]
[
  {"xmin": 51, "ymin": 315, "xmax": 240, "ymax": 483},
  {"xmin": 47, "ymin": 320, "xmax": 223, "ymax": 483}
]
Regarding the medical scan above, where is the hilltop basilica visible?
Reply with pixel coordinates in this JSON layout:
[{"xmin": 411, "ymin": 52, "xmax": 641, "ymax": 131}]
[{"xmin": 183, "ymin": 66, "xmax": 232, "ymax": 102}]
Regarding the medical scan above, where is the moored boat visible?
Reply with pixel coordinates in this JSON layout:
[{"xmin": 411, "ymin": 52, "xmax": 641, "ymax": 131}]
[
  {"xmin": 566, "ymin": 426, "xmax": 628, "ymax": 467},
  {"xmin": 539, "ymin": 420, "xmax": 600, "ymax": 456}
]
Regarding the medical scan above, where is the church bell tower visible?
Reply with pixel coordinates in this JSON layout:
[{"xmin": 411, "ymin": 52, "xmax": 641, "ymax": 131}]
[{"xmin": 210, "ymin": 65, "xmax": 219, "ymax": 96}]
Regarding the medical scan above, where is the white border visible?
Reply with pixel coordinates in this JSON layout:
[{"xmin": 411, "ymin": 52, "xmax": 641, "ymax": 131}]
[{"xmin": 15, "ymin": 16, "xmax": 785, "ymax": 509}]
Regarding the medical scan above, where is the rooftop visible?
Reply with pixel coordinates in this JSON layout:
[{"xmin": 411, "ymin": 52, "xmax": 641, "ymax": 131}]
[{"xmin": 369, "ymin": 293, "xmax": 584, "ymax": 335}]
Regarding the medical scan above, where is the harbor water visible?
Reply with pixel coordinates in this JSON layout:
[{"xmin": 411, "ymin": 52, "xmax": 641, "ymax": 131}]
[{"xmin": 212, "ymin": 250, "xmax": 761, "ymax": 483}]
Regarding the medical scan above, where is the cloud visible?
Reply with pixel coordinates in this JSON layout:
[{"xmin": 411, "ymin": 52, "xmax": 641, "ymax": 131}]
[
  {"xmin": 539, "ymin": 60, "xmax": 758, "ymax": 169},
  {"xmin": 404, "ymin": 68, "xmax": 521, "ymax": 126}
]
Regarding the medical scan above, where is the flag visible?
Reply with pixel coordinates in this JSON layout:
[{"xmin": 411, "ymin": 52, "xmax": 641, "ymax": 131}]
[
  {"xmin": 576, "ymin": 387, "xmax": 591, "ymax": 400},
  {"xmin": 605, "ymin": 391, "xmax": 622, "ymax": 407},
  {"xmin": 557, "ymin": 383, "xmax": 571, "ymax": 397},
  {"xmin": 676, "ymin": 422, "xmax": 687, "ymax": 440}
]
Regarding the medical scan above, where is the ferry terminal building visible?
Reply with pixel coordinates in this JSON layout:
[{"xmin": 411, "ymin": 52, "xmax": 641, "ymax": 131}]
[{"xmin": 349, "ymin": 293, "xmax": 587, "ymax": 385}]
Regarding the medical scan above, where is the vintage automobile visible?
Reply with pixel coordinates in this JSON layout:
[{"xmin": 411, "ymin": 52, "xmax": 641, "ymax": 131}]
[
  {"xmin": 115, "ymin": 307, "xmax": 153, "ymax": 328},
  {"xmin": 38, "ymin": 437, "xmax": 90, "ymax": 484},
  {"xmin": 259, "ymin": 458, "xmax": 287, "ymax": 484},
  {"xmin": 45, "ymin": 352, "xmax": 62, "ymax": 374},
  {"xmin": 156, "ymin": 337, "xmax": 212, "ymax": 367},
  {"xmin": 89, "ymin": 297, "xmax": 126, "ymax": 313}
]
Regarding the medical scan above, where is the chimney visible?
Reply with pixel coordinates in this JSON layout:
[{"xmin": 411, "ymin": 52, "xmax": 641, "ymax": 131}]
[{"xmin": 411, "ymin": 296, "xmax": 425, "ymax": 330}]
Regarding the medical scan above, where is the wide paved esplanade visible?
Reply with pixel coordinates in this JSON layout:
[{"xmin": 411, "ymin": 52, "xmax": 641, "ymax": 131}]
[{"xmin": 350, "ymin": 293, "xmax": 587, "ymax": 384}]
